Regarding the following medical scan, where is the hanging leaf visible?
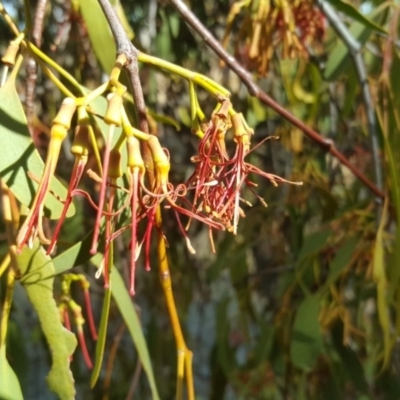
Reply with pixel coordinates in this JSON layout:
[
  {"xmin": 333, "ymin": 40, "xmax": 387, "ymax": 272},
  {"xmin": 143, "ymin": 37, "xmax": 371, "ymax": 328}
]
[
  {"xmin": 326, "ymin": 0, "xmax": 387, "ymax": 34},
  {"xmin": 373, "ymin": 198, "xmax": 392, "ymax": 370},
  {"xmin": 324, "ymin": 5, "xmax": 387, "ymax": 81},
  {"xmin": 0, "ymin": 346, "xmax": 24, "ymax": 400},
  {"xmin": 79, "ymin": 0, "xmax": 116, "ymax": 73},
  {"xmin": 331, "ymin": 323, "xmax": 370, "ymax": 395},
  {"xmin": 90, "ymin": 254, "xmax": 160, "ymax": 400},
  {"xmin": 17, "ymin": 241, "xmax": 77, "ymax": 400},
  {"xmin": 324, "ymin": 236, "xmax": 359, "ymax": 289},
  {"xmin": 90, "ymin": 286, "xmax": 112, "ymax": 388},
  {"xmin": 297, "ymin": 227, "xmax": 333, "ymax": 260},
  {"xmin": 0, "ymin": 75, "xmax": 74, "ymax": 219},
  {"xmin": 290, "ymin": 295, "xmax": 324, "ymax": 371},
  {"xmin": 382, "ymin": 58, "xmax": 400, "ymax": 301}
]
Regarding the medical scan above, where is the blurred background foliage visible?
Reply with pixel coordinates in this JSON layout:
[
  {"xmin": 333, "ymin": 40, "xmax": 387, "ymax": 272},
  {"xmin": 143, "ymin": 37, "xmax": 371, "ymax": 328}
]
[{"xmin": 1, "ymin": 0, "xmax": 400, "ymax": 399}]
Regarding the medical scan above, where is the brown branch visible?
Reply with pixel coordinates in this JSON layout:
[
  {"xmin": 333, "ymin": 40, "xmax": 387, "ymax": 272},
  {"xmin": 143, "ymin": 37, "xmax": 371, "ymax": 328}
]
[
  {"xmin": 97, "ymin": 0, "xmax": 149, "ymax": 135},
  {"xmin": 32, "ymin": 0, "xmax": 47, "ymax": 47},
  {"xmin": 97, "ymin": 0, "xmax": 153, "ymax": 184},
  {"xmin": 167, "ymin": 0, "xmax": 385, "ymax": 200}
]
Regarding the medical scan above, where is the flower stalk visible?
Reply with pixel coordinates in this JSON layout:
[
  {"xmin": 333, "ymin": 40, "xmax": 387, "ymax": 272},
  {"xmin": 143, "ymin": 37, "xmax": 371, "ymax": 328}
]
[{"xmin": 16, "ymin": 97, "xmax": 76, "ymax": 250}]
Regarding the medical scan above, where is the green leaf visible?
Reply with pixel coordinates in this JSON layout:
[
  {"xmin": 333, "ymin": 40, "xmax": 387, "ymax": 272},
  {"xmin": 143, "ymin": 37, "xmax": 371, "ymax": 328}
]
[
  {"xmin": 331, "ymin": 323, "xmax": 370, "ymax": 395},
  {"xmin": 0, "ymin": 74, "xmax": 75, "ymax": 219},
  {"xmin": 89, "ymin": 241, "xmax": 113, "ymax": 389},
  {"xmin": 53, "ymin": 231, "xmax": 93, "ymax": 276},
  {"xmin": 79, "ymin": 0, "xmax": 116, "ymax": 73},
  {"xmin": 324, "ymin": 236, "xmax": 359, "ymax": 288},
  {"xmin": 90, "ymin": 254, "xmax": 160, "ymax": 400},
  {"xmin": 373, "ymin": 199, "xmax": 391, "ymax": 370},
  {"xmin": 290, "ymin": 295, "xmax": 324, "ymax": 371},
  {"xmin": 326, "ymin": 0, "xmax": 387, "ymax": 34},
  {"xmin": 18, "ymin": 241, "xmax": 77, "ymax": 400},
  {"xmin": 90, "ymin": 286, "xmax": 111, "ymax": 387},
  {"xmin": 297, "ymin": 227, "xmax": 333, "ymax": 260},
  {"xmin": 0, "ymin": 346, "xmax": 24, "ymax": 400},
  {"xmin": 20, "ymin": 230, "xmax": 93, "ymax": 283},
  {"xmin": 324, "ymin": 5, "xmax": 387, "ymax": 81},
  {"xmin": 383, "ymin": 91, "xmax": 400, "ymax": 300},
  {"xmin": 215, "ymin": 297, "xmax": 236, "ymax": 374}
]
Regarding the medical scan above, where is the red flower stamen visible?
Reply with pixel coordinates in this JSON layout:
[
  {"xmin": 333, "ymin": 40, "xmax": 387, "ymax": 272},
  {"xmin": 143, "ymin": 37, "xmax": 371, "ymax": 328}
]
[
  {"xmin": 90, "ymin": 127, "xmax": 114, "ymax": 255},
  {"xmin": 47, "ymin": 156, "xmax": 87, "ymax": 254},
  {"xmin": 82, "ymin": 284, "xmax": 97, "ymax": 341},
  {"xmin": 129, "ymin": 167, "xmax": 140, "ymax": 295}
]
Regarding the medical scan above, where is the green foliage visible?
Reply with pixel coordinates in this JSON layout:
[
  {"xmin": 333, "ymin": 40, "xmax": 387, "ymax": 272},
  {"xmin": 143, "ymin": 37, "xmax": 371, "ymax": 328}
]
[
  {"xmin": 0, "ymin": 346, "xmax": 24, "ymax": 400},
  {"xmin": 1, "ymin": 0, "xmax": 400, "ymax": 399},
  {"xmin": 290, "ymin": 295, "xmax": 324, "ymax": 371},
  {"xmin": 79, "ymin": 0, "xmax": 116, "ymax": 73},
  {"xmin": 18, "ymin": 240, "xmax": 77, "ymax": 400}
]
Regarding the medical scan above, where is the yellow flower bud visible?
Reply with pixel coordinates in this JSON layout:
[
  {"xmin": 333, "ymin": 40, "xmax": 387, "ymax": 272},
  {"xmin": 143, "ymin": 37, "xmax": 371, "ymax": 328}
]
[
  {"xmin": 127, "ymin": 135, "xmax": 145, "ymax": 172},
  {"xmin": 108, "ymin": 149, "xmax": 122, "ymax": 179},
  {"xmin": 53, "ymin": 97, "xmax": 77, "ymax": 129},
  {"xmin": 104, "ymin": 93, "xmax": 123, "ymax": 126},
  {"xmin": 231, "ymin": 112, "xmax": 253, "ymax": 151},
  {"xmin": 50, "ymin": 124, "xmax": 68, "ymax": 141},
  {"xmin": 71, "ymin": 125, "xmax": 89, "ymax": 156},
  {"xmin": 1, "ymin": 40, "xmax": 19, "ymax": 66}
]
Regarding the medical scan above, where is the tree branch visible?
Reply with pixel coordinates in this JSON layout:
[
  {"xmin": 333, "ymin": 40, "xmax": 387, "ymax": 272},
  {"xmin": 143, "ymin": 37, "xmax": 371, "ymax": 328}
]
[
  {"xmin": 97, "ymin": 0, "xmax": 149, "ymax": 135},
  {"xmin": 317, "ymin": 0, "xmax": 383, "ymax": 202},
  {"xmin": 167, "ymin": 0, "xmax": 385, "ymax": 200}
]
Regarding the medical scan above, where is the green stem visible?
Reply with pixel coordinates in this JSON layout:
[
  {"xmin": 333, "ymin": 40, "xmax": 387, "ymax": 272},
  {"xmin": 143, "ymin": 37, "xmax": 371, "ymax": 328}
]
[
  {"xmin": 34, "ymin": 56, "xmax": 76, "ymax": 98},
  {"xmin": 25, "ymin": 40, "xmax": 84, "ymax": 94},
  {"xmin": 0, "ymin": 1, "xmax": 20, "ymax": 36},
  {"xmin": 138, "ymin": 52, "xmax": 230, "ymax": 97}
]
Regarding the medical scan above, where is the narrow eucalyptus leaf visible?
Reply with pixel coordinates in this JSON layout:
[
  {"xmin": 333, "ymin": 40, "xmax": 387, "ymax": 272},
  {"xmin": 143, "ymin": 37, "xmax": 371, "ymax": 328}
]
[
  {"xmin": 17, "ymin": 240, "xmax": 77, "ymax": 400},
  {"xmin": 0, "ymin": 346, "xmax": 24, "ymax": 400}
]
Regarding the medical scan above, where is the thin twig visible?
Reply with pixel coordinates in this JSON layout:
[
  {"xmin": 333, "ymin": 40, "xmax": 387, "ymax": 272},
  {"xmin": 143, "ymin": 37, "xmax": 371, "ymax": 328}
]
[
  {"xmin": 102, "ymin": 322, "xmax": 126, "ymax": 400},
  {"xmin": 317, "ymin": 0, "xmax": 383, "ymax": 205},
  {"xmin": 125, "ymin": 357, "xmax": 143, "ymax": 400},
  {"xmin": 0, "ymin": 1, "xmax": 21, "ymax": 36},
  {"xmin": 167, "ymin": 0, "xmax": 385, "ymax": 200},
  {"xmin": 32, "ymin": 0, "xmax": 47, "ymax": 47}
]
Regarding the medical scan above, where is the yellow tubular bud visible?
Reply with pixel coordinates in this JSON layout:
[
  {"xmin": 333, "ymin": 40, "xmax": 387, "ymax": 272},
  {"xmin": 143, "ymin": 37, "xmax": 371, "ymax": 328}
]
[
  {"xmin": 108, "ymin": 149, "xmax": 122, "ymax": 179},
  {"xmin": 115, "ymin": 84, "xmax": 127, "ymax": 97},
  {"xmin": 53, "ymin": 97, "xmax": 77, "ymax": 129},
  {"xmin": 214, "ymin": 96, "xmax": 231, "ymax": 121},
  {"xmin": 104, "ymin": 93, "xmax": 123, "ymax": 126},
  {"xmin": 77, "ymin": 105, "xmax": 90, "ymax": 125},
  {"xmin": 71, "ymin": 125, "xmax": 89, "ymax": 156},
  {"xmin": 127, "ymin": 136, "xmax": 145, "ymax": 172},
  {"xmin": 147, "ymin": 136, "xmax": 170, "ymax": 184},
  {"xmin": 231, "ymin": 112, "xmax": 253, "ymax": 147},
  {"xmin": 1, "ymin": 40, "xmax": 19, "ymax": 66},
  {"xmin": 71, "ymin": 106, "xmax": 90, "ymax": 156},
  {"xmin": 50, "ymin": 124, "xmax": 68, "ymax": 141}
]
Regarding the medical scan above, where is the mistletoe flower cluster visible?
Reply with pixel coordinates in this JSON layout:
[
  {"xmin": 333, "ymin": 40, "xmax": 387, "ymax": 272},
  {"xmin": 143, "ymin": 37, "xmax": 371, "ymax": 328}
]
[
  {"xmin": 224, "ymin": 0, "xmax": 325, "ymax": 75},
  {"xmin": 183, "ymin": 97, "xmax": 301, "ymax": 245},
  {"xmin": 15, "ymin": 88, "xmax": 301, "ymax": 296}
]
